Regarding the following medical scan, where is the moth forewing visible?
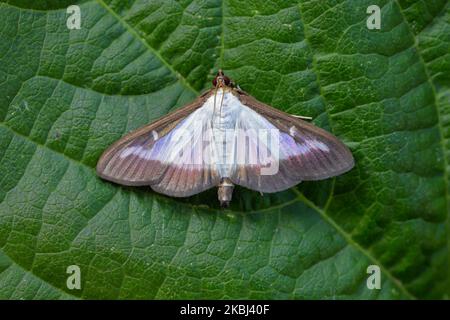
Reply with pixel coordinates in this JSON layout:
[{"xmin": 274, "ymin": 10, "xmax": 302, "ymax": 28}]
[
  {"xmin": 237, "ymin": 92, "xmax": 355, "ymax": 181},
  {"xmin": 96, "ymin": 92, "xmax": 212, "ymax": 187}
]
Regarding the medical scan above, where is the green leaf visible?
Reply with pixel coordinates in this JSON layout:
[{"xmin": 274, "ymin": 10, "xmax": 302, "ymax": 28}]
[{"xmin": 0, "ymin": 0, "xmax": 448, "ymax": 299}]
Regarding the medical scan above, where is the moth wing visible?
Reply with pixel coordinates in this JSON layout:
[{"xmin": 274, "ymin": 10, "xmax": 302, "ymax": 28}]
[
  {"xmin": 229, "ymin": 91, "xmax": 354, "ymax": 193},
  {"xmin": 96, "ymin": 91, "xmax": 220, "ymax": 197}
]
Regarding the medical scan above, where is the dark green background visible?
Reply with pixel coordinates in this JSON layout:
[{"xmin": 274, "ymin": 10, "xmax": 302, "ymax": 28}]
[{"xmin": 0, "ymin": 0, "xmax": 449, "ymax": 299}]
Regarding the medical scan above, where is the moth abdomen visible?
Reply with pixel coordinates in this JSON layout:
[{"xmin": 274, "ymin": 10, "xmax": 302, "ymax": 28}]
[{"xmin": 218, "ymin": 178, "xmax": 234, "ymax": 208}]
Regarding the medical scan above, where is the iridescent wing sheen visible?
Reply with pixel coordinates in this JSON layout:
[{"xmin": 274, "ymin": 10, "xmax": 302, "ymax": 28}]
[
  {"xmin": 96, "ymin": 91, "xmax": 220, "ymax": 197},
  {"xmin": 229, "ymin": 91, "xmax": 355, "ymax": 193}
]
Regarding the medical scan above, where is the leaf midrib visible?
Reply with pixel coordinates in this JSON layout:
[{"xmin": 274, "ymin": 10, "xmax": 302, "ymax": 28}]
[
  {"xmin": 295, "ymin": 190, "xmax": 415, "ymax": 299},
  {"xmin": 95, "ymin": 0, "xmax": 200, "ymax": 96}
]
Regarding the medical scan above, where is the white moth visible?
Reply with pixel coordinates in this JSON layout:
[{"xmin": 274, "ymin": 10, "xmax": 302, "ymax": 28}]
[{"xmin": 97, "ymin": 70, "xmax": 354, "ymax": 207}]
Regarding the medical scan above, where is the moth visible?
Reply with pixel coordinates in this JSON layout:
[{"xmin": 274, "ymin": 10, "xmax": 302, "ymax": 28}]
[{"xmin": 96, "ymin": 70, "xmax": 354, "ymax": 207}]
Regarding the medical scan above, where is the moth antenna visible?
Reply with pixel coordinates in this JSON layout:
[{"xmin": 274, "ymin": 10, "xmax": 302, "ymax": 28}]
[{"xmin": 291, "ymin": 114, "xmax": 313, "ymax": 121}]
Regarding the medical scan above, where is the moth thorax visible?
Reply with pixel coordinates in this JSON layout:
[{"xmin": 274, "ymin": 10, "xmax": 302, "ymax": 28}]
[{"xmin": 218, "ymin": 178, "xmax": 234, "ymax": 208}]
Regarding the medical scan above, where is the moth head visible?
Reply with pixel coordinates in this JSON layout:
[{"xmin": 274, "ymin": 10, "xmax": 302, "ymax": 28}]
[{"xmin": 212, "ymin": 69, "xmax": 231, "ymax": 88}]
